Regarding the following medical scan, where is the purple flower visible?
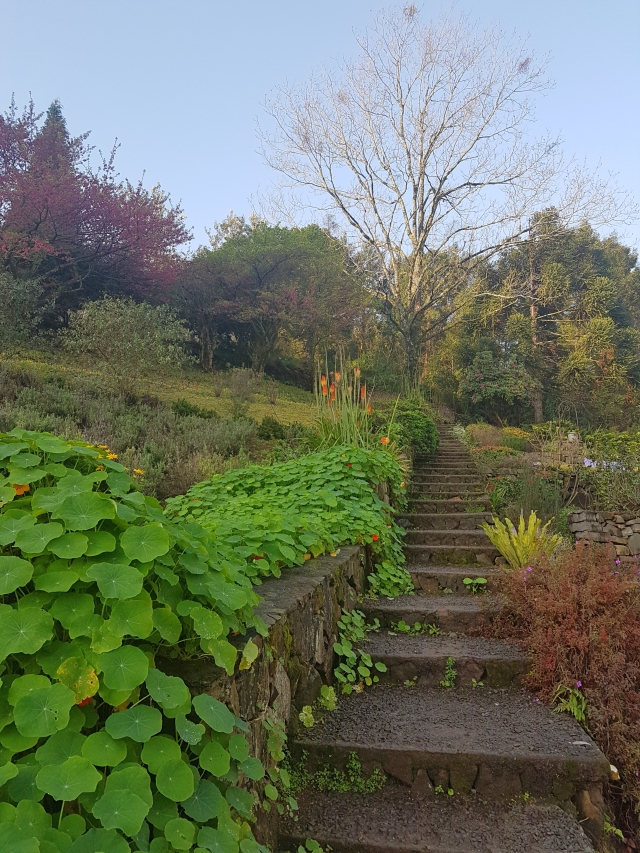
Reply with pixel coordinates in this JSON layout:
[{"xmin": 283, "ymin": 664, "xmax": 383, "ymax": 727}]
[{"xmin": 576, "ymin": 681, "xmax": 582, "ymax": 688}]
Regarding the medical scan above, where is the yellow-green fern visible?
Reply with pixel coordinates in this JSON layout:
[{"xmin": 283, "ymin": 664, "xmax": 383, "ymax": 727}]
[{"xmin": 481, "ymin": 511, "xmax": 561, "ymax": 569}]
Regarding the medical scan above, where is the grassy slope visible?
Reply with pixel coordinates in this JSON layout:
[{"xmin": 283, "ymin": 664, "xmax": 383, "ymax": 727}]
[{"xmin": 2, "ymin": 350, "xmax": 317, "ymax": 427}]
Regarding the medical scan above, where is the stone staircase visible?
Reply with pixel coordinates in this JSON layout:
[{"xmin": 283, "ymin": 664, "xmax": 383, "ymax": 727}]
[{"xmin": 279, "ymin": 424, "xmax": 608, "ymax": 852}]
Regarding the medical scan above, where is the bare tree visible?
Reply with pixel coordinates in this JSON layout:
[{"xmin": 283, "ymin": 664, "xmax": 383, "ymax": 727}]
[{"xmin": 260, "ymin": 7, "xmax": 636, "ymax": 388}]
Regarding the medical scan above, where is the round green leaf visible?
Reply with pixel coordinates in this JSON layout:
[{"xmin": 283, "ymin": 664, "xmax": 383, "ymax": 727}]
[
  {"xmin": 35, "ymin": 730, "xmax": 86, "ymax": 765},
  {"xmin": 121, "ymin": 524, "xmax": 170, "ymax": 562},
  {"xmin": 6, "ymin": 467, "xmax": 45, "ymax": 486},
  {"xmin": 108, "ymin": 598, "xmax": 153, "ymax": 638},
  {"xmin": 238, "ymin": 758, "xmax": 264, "ymax": 781},
  {"xmin": 140, "ymin": 736, "xmax": 181, "ymax": 774},
  {"xmin": 0, "ymin": 607, "xmax": 53, "ymax": 656},
  {"xmin": 228, "ymin": 734, "xmax": 249, "ymax": 762},
  {"xmin": 85, "ymin": 563, "xmax": 143, "ymax": 600},
  {"xmin": 155, "ymin": 758, "xmax": 195, "ymax": 802},
  {"xmin": 192, "ymin": 694, "xmax": 235, "ymax": 733},
  {"xmin": 0, "ymin": 514, "xmax": 35, "ymax": 548},
  {"xmin": 226, "ymin": 785, "xmax": 254, "ymax": 818},
  {"xmin": 82, "ymin": 731, "xmax": 127, "ymax": 767},
  {"xmin": 0, "ymin": 762, "xmax": 18, "ymax": 787},
  {"xmin": 197, "ymin": 826, "xmax": 239, "ymax": 853},
  {"xmin": 182, "ymin": 779, "xmax": 223, "ymax": 822},
  {"xmin": 49, "ymin": 593, "xmax": 94, "ymax": 630},
  {"xmin": 36, "ymin": 756, "xmax": 101, "ymax": 801},
  {"xmin": 100, "ymin": 645, "xmax": 149, "ymax": 691},
  {"xmin": 13, "ymin": 799, "xmax": 50, "ymax": 836},
  {"xmin": 85, "ymin": 531, "xmax": 117, "ymax": 557},
  {"xmin": 35, "ymin": 569, "xmax": 79, "ymax": 592},
  {"xmin": 191, "ymin": 607, "xmax": 223, "ymax": 640},
  {"xmin": 147, "ymin": 792, "xmax": 178, "ymax": 830},
  {"xmin": 7, "ymin": 763, "xmax": 44, "ymax": 803},
  {"xmin": 92, "ymin": 789, "xmax": 149, "ymax": 836},
  {"xmin": 105, "ymin": 764, "xmax": 153, "ymax": 805},
  {"xmin": 198, "ymin": 741, "xmax": 230, "ymax": 777},
  {"xmin": 14, "ymin": 523, "xmax": 64, "ymax": 555},
  {"xmin": 68, "ymin": 827, "xmax": 131, "ymax": 853},
  {"xmin": 0, "ymin": 556, "xmax": 34, "ymax": 594},
  {"xmin": 0, "ymin": 486, "xmax": 16, "ymax": 506},
  {"xmin": 240, "ymin": 840, "xmax": 260, "ymax": 853},
  {"xmin": 0, "ymin": 724, "xmax": 39, "ymax": 753},
  {"xmin": 47, "ymin": 532, "xmax": 89, "ymax": 559},
  {"xmin": 9, "ymin": 453, "xmax": 42, "ymax": 468},
  {"xmin": 145, "ymin": 670, "xmax": 190, "ymax": 710},
  {"xmin": 176, "ymin": 715, "xmax": 205, "ymax": 746},
  {"xmin": 105, "ymin": 705, "xmax": 162, "ymax": 742},
  {"xmin": 8, "ymin": 674, "xmax": 51, "ymax": 705},
  {"xmin": 152, "ymin": 607, "xmax": 181, "ymax": 644},
  {"xmin": 60, "ymin": 813, "xmax": 86, "ymax": 841},
  {"xmin": 165, "ymin": 817, "xmax": 196, "ymax": 850},
  {"xmin": 0, "ymin": 824, "xmax": 39, "ymax": 853},
  {"xmin": 55, "ymin": 493, "xmax": 115, "ymax": 531},
  {"xmin": 14, "ymin": 683, "xmax": 75, "ymax": 738}
]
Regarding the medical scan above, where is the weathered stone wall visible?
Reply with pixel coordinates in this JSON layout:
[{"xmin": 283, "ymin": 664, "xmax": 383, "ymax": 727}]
[
  {"xmin": 159, "ymin": 545, "xmax": 367, "ymax": 844},
  {"xmin": 567, "ymin": 510, "xmax": 640, "ymax": 557}
]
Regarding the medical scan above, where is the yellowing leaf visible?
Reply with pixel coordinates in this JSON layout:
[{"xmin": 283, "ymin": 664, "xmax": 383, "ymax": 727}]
[{"xmin": 56, "ymin": 657, "xmax": 99, "ymax": 703}]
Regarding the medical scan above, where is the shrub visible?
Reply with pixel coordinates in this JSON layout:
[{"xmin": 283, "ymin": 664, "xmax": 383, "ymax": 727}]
[
  {"xmin": 492, "ymin": 542, "xmax": 640, "ymax": 841},
  {"xmin": 257, "ymin": 416, "xmax": 286, "ymax": 441},
  {"xmin": 393, "ymin": 400, "xmax": 438, "ymax": 455},
  {"xmin": 62, "ymin": 298, "xmax": 192, "ymax": 393},
  {"xmin": 499, "ymin": 434, "xmax": 528, "ymax": 452},
  {"xmin": 165, "ymin": 446, "xmax": 412, "ymax": 596},
  {"xmin": 0, "ymin": 428, "xmax": 270, "ymax": 852},
  {"xmin": 459, "ymin": 351, "xmax": 539, "ymax": 421},
  {"xmin": 0, "ymin": 271, "xmax": 46, "ymax": 352},
  {"xmin": 171, "ymin": 398, "xmax": 215, "ymax": 419},
  {"xmin": 519, "ymin": 463, "xmax": 564, "ymax": 525}
]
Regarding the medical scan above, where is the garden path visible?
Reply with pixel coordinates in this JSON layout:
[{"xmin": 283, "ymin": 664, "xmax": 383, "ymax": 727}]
[{"xmin": 280, "ymin": 425, "xmax": 608, "ymax": 852}]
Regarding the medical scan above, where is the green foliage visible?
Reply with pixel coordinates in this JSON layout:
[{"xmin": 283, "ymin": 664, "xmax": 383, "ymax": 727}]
[
  {"xmin": 462, "ymin": 577, "xmax": 487, "ymax": 594},
  {"xmin": 391, "ymin": 399, "xmax": 439, "ymax": 455},
  {"xmin": 165, "ymin": 446, "xmax": 409, "ymax": 595},
  {"xmin": 460, "ymin": 352, "xmax": 538, "ymax": 418},
  {"xmin": 481, "ymin": 511, "xmax": 562, "ymax": 569},
  {"xmin": 256, "ymin": 416, "xmax": 286, "ymax": 441},
  {"xmin": 553, "ymin": 683, "xmax": 589, "ymax": 728},
  {"xmin": 0, "ymin": 428, "xmax": 271, "ymax": 852},
  {"xmin": 333, "ymin": 610, "xmax": 387, "ymax": 694},
  {"xmin": 440, "ymin": 657, "xmax": 457, "ymax": 688},
  {"xmin": 0, "ymin": 272, "xmax": 46, "ymax": 353},
  {"xmin": 63, "ymin": 297, "xmax": 193, "ymax": 392},
  {"xmin": 312, "ymin": 752, "xmax": 385, "ymax": 794},
  {"xmin": 519, "ymin": 465, "xmax": 563, "ymax": 525},
  {"xmin": 171, "ymin": 399, "xmax": 215, "ymax": 419}
]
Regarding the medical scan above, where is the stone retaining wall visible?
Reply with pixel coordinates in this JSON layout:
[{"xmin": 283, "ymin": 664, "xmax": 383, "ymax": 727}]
[
  {"xmin": 159, "ymin": 544, "xmax": 367, "ymax": 844},
  {"xmin": 567, "ymin": 510, "xmax": 640, "ymax": 557}
]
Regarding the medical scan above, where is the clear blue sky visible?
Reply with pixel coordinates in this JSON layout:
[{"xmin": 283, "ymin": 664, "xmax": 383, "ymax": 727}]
[{"xmin": 2, "ymin": 0, "xmax": 639, "ymax": 252}]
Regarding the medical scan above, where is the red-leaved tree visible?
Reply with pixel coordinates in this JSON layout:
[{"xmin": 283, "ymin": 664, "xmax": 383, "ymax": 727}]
[{"xmin": 0, "ymin": 98, "xmax": 191, "ymax": 320}]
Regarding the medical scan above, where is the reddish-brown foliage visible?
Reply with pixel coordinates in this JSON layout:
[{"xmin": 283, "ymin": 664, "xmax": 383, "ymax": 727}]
[{"xmin": 492, "ymin": 541, "xmax": 640, "ymax": 840}]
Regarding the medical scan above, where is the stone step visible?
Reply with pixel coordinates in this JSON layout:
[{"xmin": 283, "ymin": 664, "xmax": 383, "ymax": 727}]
[
  {"xmin": 361, "ymin": 633, "xmax": 528, "ymax": 688},
  {"xmin": 398, "ymin": 512, "xmax": 493, "ymax": 530},
  {"xmin": 360, "ymin": 593, "xmax": 500, "ymax": 632},
  {"xmin": 279, "ymin": 787, "xmax": 595, "ymax": 853},
  {"xmin": 293, "ymin": 686, "xmax": 608, "ymax": 806},
  {"xmin": 409, "ymin": 497, "xmax": 490, "ymax": 514},
  {"xmin": 409, "ymin": 565, "xmax": 501, "ymax": 594},
  {"xmin": 411, "ymin": 468, "xmax": 481, "ymax": 486},
  {"xmin": 409, "ymin": 483, "xmax": 484, "ymax": 495},
  {"xmin": 413, "ymin": 465, "xmax": 478, "ymax": 473},
  {"xmin": 404, "ymin": 544, "xmax": 500, "ymax": 566},
  {"xmin": 405, "ymin": 529, "xmax": 491, "ymax": 547}
]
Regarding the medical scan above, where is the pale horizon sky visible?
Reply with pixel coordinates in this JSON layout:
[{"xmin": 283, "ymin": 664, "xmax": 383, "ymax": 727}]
[{"xmin": 2, "ymin": 0, "xmax": 639, "ymax": 254}]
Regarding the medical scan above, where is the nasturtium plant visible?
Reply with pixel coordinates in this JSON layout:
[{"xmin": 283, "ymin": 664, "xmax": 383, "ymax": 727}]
[
  {"xmin": 0, "ymin": 429, "xmax": 271, "ymax": 853},
  {"xmin": 165, "ymin": 446, "xmax": 411, "ymax": 596}
]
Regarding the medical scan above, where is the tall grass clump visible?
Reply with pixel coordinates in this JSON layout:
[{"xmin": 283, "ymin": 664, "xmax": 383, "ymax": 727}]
[{"xmin": 314, "ymin": 359, "xmax": 375, "ymax": 449}]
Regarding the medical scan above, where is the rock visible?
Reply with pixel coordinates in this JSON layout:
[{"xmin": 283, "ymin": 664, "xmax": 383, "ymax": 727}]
[
  {"xmin": 628, "ymin": 533, "xmax": 640, "ymax": 557},
  {"xmin": 614, "ymin": 515, "xmax": 625, "ymax": 524},
  {"xmin": 575, "ymin": 787, "xmax": 604, "ymax": 845},
  {"xmin": 615, "ymin": 545, "xmax": 631, "ymax": 557}
]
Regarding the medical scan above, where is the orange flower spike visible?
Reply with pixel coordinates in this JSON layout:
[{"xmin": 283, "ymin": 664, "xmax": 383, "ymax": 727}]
[
  {"xmin": 360, "ymin": 385, "xmax": 366, "ymax": 400},
  {"xmin": 322, "ymin": 385, "xmax": 328, "ymax": 396},
  {"xmin": 330, "ymin": 384, "xmax": 336, "ymax": 400},
  {"xmin": 354, "ymin": 367, "xmax": 361, "ymax": 378},
  {"xmin": 320, "ymin": 375, "xmax": 327, "ymax": 386},
  {"xmin": 335, "ymin": 371, "xmax": 341, "ymax": 382}
]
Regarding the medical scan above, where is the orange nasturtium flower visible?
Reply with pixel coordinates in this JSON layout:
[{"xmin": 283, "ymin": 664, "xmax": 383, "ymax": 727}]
[
  {"xmin": 12, "ymin": 484, "xmax": 30, "ymax": 496},
  {"xmin": 380, "ymin": 436, "xmax": 390, "ymax": 445}
]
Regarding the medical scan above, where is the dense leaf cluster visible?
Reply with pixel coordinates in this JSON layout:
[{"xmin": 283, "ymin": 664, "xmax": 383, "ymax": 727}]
[
  {"xmin": 0, "ymin": 428, "xmax": 271, "ymax": 853},
  {"xmin": 165, "ymin": 447, "xmax": 411, "ymax": 595}
]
